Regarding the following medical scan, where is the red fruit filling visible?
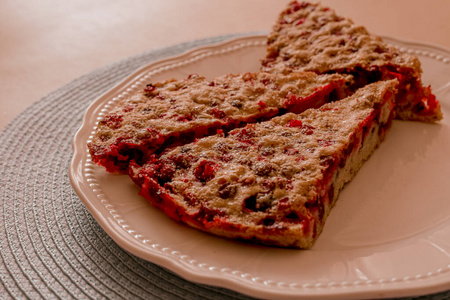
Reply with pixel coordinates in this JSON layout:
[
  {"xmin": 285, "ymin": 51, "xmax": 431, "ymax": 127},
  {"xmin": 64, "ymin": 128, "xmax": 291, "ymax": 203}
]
[{"xmin": 194, "ymin": 160, "xmax": 218, "ymax": 182}]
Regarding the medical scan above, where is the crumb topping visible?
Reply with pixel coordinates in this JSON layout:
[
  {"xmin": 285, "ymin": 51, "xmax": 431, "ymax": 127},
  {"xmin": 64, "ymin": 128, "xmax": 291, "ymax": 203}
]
[{"xmin": 262, "ymin": 1, "xmax": 421, "ymax": 75}]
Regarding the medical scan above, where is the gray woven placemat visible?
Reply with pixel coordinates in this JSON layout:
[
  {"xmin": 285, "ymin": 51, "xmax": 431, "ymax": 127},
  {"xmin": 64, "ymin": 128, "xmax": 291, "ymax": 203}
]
[{"xmin": 0, "ymin": 33, "xmax": 449, "ymax": 300}]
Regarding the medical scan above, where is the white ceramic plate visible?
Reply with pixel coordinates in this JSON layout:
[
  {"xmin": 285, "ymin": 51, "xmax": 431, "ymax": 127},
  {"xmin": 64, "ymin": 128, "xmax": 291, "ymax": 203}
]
[{"xmin": 70, "ymin": 34, "xmax": 450, "ymax": 299}]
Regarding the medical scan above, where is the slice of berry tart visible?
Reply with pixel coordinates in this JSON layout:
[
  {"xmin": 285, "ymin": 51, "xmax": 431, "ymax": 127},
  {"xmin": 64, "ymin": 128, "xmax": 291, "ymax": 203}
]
[
  {"xmin": 261, "ymin": 1, "xmax": 442, "ymax": 123},
  {"xmin": 129, "ymin": 79, "xmax": 398, "ymax": 248},
  {"xmin": 88, "ymin": 72, "xmax": 349, "ymax": 173}
]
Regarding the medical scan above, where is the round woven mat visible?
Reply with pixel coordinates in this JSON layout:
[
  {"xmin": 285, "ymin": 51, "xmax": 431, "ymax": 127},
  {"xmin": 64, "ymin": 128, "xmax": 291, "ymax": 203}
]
[{"xmin": 0, "ymin": 33, "xmax": 448, "ymax": 300}]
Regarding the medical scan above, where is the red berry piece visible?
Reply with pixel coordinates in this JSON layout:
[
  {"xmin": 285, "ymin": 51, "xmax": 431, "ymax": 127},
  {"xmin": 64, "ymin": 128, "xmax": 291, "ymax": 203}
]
[
  {"xmin": 218, "ymin": 183, "xmax": 237, "ymax": 199},
  {"xmin": 301, "ymin": 124, "xmax": 315, "ymax": 135},
  {"xmin": 319, "ymin": 156, "xmax": 335, "ymax": 168},
  {"xmin": 144, "ymin": 84, "xmax": 155, "ymax": 93},
  {"xmin": 210, "ymin": 108, "xmax": 226, "ymax": 119},
  {"xmin": 387, "ymin": 71, "xmax": 404, "ymax": 82},
  {"xmin": 100, "ymin": 114, "xmax": 123, "ymax": 129},
  {"xmin": 257, "ymin": 101, "xmax": 267, "ymax": 110},
  {"xmin": 145, "ymin": 128, "xmax": 164, "ymax": 143},
  {"xmin": 294, "ymin": 18, "xmax": 305, "ymax": 25},
  {"xmin": 194, "ymin": 160, "xmax": 218, "ymax": 182},
  {"xmin": 122, "ymin": 104, "xmax": 135, "ymax": 112},
  {"xmin": 285, "ymin": 93, "xmax": 299, "ymax": 107},
  {"xmin": 157, "ymin": 163, "xmax": 176, "ymax": 183},
  {"xmin": 286, "ymin": 119, "xmax": 303, "ymax": 128},
  {"xmin": 260, "ymin": 78, "xmax": 272, "ymax": 86}
]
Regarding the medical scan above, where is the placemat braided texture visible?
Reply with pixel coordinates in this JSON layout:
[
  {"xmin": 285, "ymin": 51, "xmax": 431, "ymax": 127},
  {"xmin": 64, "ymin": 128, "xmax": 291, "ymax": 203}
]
[{"xmin": 0, "ymin": 33, "xmax": 448, "ymax": 300}]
